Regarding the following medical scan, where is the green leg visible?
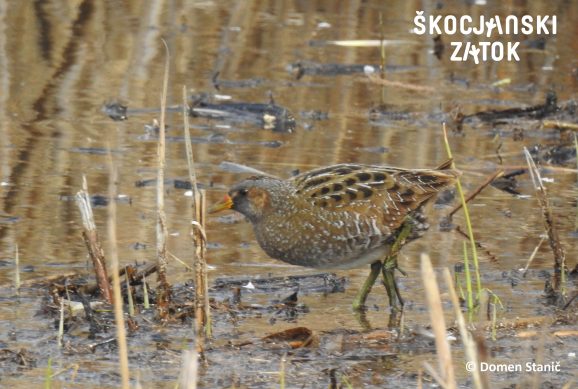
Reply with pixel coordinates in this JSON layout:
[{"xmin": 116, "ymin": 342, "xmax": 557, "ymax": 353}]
[
  {"xmin": 382, "ymin": 256, "xmax": 404, "ymax": 309},
  {"xmin": 352, "ymin": 216, "xmax": 414, "ymax": 312},
  {"xmin": 381, "ymin": 217, "xmax": 413, "ymax": 310},
  {"xmin": 352, "ymin": 260, "xmax": 382, "ymax": 311}
]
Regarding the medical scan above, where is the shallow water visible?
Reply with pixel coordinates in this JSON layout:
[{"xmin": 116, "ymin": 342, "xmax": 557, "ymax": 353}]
[{"xmin": 1, "ymin": 0, "xmax": 577, "ymax": 387}]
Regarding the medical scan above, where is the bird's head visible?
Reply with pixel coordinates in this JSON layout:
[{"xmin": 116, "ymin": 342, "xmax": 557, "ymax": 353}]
[{"xmin": 209, "ymin": 176, "xmax": 291, "ymax": 223}]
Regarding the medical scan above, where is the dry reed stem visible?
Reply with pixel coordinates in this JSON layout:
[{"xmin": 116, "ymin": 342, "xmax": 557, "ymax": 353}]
[
  {"xmin": 523, "ymin": 148, "xmax": 566, "ymax": 295},
  {"xmin": 14, "ymin": 244, "xmax": 20, "ymax": 295},
  {"xmin": 156, "ymin": 39, "xmax": 171, "ymax": 320},
  {"xmin": 183, "ymin": 86, "xmax": 211, "ymax": 343},
  {"xmin": 420, "ymin": 254, "xmax": 456, "ymax": 389},
  {"xmin": 442, "ymin": 269, "xmax": 486, "ymax": 389},
  {"xmin": 542, "ymin": 120, "xmax": 578, "ymax": 131},
  {"xmin": 75, "ymin": 176, "xmax": 112, "ymax": 303},
  {"xmin": 107, "ymin": 152, "xmax": 130, "ymax": 388}
]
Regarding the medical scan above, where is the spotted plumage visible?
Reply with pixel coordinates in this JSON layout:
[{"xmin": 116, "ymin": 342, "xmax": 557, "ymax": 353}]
[{"xmin": 211, "ymin": 161, "xmax": 459, "ymax": 270}]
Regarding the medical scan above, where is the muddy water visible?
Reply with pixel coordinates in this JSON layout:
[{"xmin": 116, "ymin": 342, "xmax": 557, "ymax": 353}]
[{"xmin": 1, "ymin": 1, "xmax": 577, "ymax": 388}]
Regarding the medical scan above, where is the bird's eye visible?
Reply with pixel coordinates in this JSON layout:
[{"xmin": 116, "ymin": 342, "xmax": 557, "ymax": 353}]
[{"xmin": 239, "ymin": 189, "xmax": 248, "ymax": 196}]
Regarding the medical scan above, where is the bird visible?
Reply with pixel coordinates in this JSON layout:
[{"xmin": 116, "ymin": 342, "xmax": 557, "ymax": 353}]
[{"xmin": 209, "ymin": 160, "xmax": 459, "ymax": 310}]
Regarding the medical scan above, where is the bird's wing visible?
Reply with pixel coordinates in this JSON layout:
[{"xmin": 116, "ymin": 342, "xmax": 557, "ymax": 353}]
[{"xmin": 290, "ymin": 164, "xmax": 458, "ymax": 229}]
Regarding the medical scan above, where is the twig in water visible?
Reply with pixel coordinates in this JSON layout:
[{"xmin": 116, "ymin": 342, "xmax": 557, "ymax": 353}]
[
  {"xmin": 522, "ymin": 236, "xmax": 546, "ymax": 277},
  {"xmin": 446, "ymin": 169, "xmax": 504, "ymax": 219}
]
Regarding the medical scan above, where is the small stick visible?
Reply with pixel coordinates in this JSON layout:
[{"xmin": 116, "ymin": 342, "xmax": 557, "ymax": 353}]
[
  {"xmin": 75, "ymin": 177, "xmax": 112, "ymax": 304},
  {"xmin": 446, "ymin": 170, "xmax": 504, "ymax": 218},
  {"xmin": 82, "ymin": 263, "xmax": 158, "ymax": 295},
  {"xmin": 168, "ymin": 250, "xmax": 194, "ymax": 271},
  {"xmin": 522, "ymin": 237, "xmax": 546, "ymax": 277},
  {"xmin": 454, "ymin": 226, "xmax": 498, "ymax": 263}
]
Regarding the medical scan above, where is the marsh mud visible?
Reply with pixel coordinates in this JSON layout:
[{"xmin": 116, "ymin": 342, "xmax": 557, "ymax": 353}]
[{"xmin": 1, "ymin": 1, "xmax": 578, "ymax": 388}]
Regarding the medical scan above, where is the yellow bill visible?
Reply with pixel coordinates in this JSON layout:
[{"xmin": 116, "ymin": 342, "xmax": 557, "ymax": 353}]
[{"xmin": 208, "ymin": 195, "xmax": 233, "ymax": 214}]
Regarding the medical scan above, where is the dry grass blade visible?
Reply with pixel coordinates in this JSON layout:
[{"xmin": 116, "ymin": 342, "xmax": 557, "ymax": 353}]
[
  {"xmin": 442, "ymin": 269, "xmax": 487, "ymax": 389},
  {"xmin": 542, "ymin": 120, "xmax": 578, "ymax": 131},
  {"xmin": 420, "ymin": 253, "xmax": 456, "ymax": 389},
  {"xmin": 523, "ymin": 148, "xmax": 566, "ymax": 297},
  {"xmin": 75, "ymin": 176, "xmax": 112, "ymax": 304},
  {"xmin": 156, "ymin": 39, "xmax": 171, "ymax": 320},
  {"xmin": 107, "ymin": 151, "xmax": 130, "ymax": 389},
  {"xmin": 179, "ymin": 349, "xmax": 198, "ymax": 389}
]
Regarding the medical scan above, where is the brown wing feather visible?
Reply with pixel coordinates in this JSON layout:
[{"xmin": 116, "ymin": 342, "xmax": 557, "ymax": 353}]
[{"xmin": 291, "ymin": 163, "xmax": 459, "ymax": 230}]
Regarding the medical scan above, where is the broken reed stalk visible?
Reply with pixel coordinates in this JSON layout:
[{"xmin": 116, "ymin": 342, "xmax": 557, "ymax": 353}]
[
  {"xmin": 522, "ymin": 236, "xmax": 546, "ymax": 276},
  {"xmin": 142, "ymin": 274, "xmax": 150, "ymax": 309},
  {"xmin": 523, "ymin": 148, "xmax": 566, "ymax": 297},
  {"xmin": 182, "ymin": 85, "xmax": 211, "ymax": 341},
  {"xmin": 75, "ymin": 176, "xmax": 113, "ymax": 304},
  {"xmin": 442, "ymin": 123, "xmax": 482, "ymax": 305},
  {"xmin": 107, "ymin": 152, "xmax": 130, "ymax": 389},
  {"xmin": 446, "ymin": 169, "xmax": 504, "ymax": 218},
  {"xmin": 57, "ymin": 299, "xmax": 64, "ymax": 348},
  {"xmin": 156, "ymin": 39, "xmax": 171, "ymax": 320},
  {"xmin": 420, "ymin": 253, "xmax": 456, "ymax": 389},
  {"xmin": 442, "ymin": 269, "xmax": 487, "ymax": 389}
]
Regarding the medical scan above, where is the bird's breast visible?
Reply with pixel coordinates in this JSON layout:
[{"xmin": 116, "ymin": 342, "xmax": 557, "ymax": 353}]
[{"xmin": 252, "ymin": 209, "xmax": 392, "ymax": 269}]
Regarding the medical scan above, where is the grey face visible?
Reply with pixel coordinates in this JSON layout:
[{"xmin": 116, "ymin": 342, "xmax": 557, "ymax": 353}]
[
  {"xmin": 228, "ymin": 177, "xmax": 270, "ymax": 223},
  {"xmin": 228, "ymin": 176, "xmax": 293, "ymax": 223}
]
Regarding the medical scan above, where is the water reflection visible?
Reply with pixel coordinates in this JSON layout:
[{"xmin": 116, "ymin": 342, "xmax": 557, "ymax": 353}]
[{"xmin": 0, "ymin": 0, "xmax": 577, "ymax": 386}]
